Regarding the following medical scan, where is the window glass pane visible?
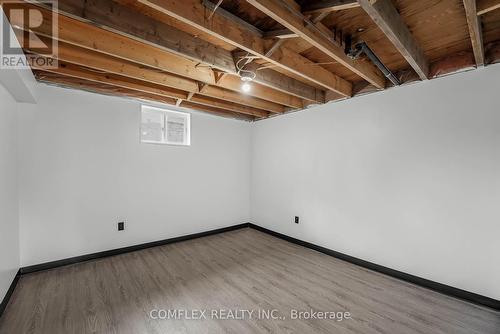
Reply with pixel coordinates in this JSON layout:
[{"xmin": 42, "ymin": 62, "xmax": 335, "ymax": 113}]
[
  {"xmin": 141, "ymin": 109, "xmax": 164, "ymax": 142},
  {"xmin": 166, "ymin": 115, "xmax": 186, "ymax": 144},
  {"xmin": 141, "ymin": 105, "xmax": 190, "ymax": 146}
]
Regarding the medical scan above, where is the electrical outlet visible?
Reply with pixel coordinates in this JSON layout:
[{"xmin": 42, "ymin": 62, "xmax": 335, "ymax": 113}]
[
  {"xmin": 118, "ymin": 222, "xmax": 125, "ymax": 231},
  {"xmin": 294, "ymin": 216, "xmax": 299, "ymax": 224}
]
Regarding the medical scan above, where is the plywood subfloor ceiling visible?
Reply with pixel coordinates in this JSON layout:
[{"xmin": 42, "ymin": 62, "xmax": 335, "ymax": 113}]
[{"xmin": 5, "ymin": 0, "xmax": 500, "ymax": 121}]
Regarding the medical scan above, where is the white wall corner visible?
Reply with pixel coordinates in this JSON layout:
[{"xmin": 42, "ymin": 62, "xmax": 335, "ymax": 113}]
[{"xmin": 0, "ymin": 9, "xmax": 38, "ymax": 104}]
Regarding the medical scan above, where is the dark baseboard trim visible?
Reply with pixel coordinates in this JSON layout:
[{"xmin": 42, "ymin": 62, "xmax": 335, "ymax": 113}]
[
  {"xmin": 0, "ymin": 270, "xmax": 21, "ymax": 318},
  {"xmin": 20, "ymin": 223, "xmax": 250, "ymax": 275},
  {"xmin": 15, "ymin": 221, "xmax": 500, "ymax": 312},
  {"xmin": 248, "ymin": 223, "xmax": 500, "ymax": 311}
]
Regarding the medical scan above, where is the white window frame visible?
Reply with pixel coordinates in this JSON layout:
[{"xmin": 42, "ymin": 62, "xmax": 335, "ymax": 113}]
[{"xmin": 140, "ymin": 105, "xmax": 191, "ymax": 146}]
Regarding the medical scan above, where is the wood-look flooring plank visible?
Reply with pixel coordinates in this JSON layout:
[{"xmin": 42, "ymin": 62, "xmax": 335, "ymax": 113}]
[{"xmin": 0, "ymin": 228, "xmax": 499, "ymax": 333}]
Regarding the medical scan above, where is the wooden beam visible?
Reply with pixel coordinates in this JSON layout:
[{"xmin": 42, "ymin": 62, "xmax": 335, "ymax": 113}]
[
  {"xmin": 357, "ymin": 42, "xmax": 500, "ymax": 95},
  {"xmin": 37, "ymin": 71, "xmax": 181, "ymax": 104},
  {"xmin": 34, "ymin": 61, "xmax": 277, "ymax": 117},
  {"xmin": 200, "ymin": 86, "xmax": 284, "ymax": 114},
  {"xmin": 9, "ymin": 11, "xmax": 286, "ymax": 113},
  {"xmin": 486, "ymin": 41, "xmax": 500, "ymax": 64},
  {"xmin": 18, "ymin": 34, "xmax": 199, "ymax": 91},
  {"xmin": 188, "ymin": 95, "xmax": 269, "ymax": 117},
  {"xmin": 201, "ymin": 0, "xmax": 264, "ymax": 36},
  {"xmin": 33, "ymin": 61, "xmax": 268, "ymax": 117},
  {"xmin": 309, "ymin": 11, "xmax": 331, "ymax": 23},
  {"xmin": 249, "ymin": 50, "xmax": 332, "ymax": 102},
  {"xmin": 136, "ymin": 0, "xmax": 352, "ymax": 97},
  {"xmin": 429, "ymin": 51, "xmax": 476, "ymax": 78},
  {"xmin": 39, "ymin": 0, "xmax": 236, "ymax": 73},
  {"xmin": 302, "ymin": 0, "xmax": 360, "ymax": 15},
  {"xmin": 352, "ymin": 47, "xmax": 499, "ymax": 98},
  {"xmin": 352, "ymin": 81, "xmax": 377, "ymax": 96},
  {"xmin": 263, "ymin": 29, "xmax": 298, "ymax": 39},
  {"xmin": 19, "ymin": 32, "xmax": 277, "ymax": 116},
  {"xmin": 43, "ymin": 63, "xmax": 269, "ymax": 118},
  {"xmin": 477, "ymin": 0, "xmax": 500, "ymax": 15},
  {"xmin": 430, "ymin": 43, "xmax": 500, "ymax": 75},
  {"xmin": 463, "ymin": 0, "xmax": 485, "ymax": 66},
  {"xmin": 34, "ymin": 71, "xmax": 255, "ymax": 121},
  {"xmin": 358, "ymin": 0, "xmax": 429, "ymax": 80},
  {"xmin": 27, "ymin": 1, "xmax": 305, "ymax": 108},
  {"xmin": 301, "ymin": 19, "xmax": 343, "ymax": 48},
  {"xmin": 282, "ymin": 0, "xmax": 302, "ymax": 12},
  {"xmin": 325, "ymin": 90, "xmax": 347, "ymax": 102},
  {"xmin": 33, "ymin": 61, "xmax": 189, "ymax": 100},
  {"xmin": 269, "ymin": 46, "xmax": 352, "ymax": 95},
  {"xmin": 180, "ymin": 101, "xmax": 255, "ymax": 121},
  {"xmin": 213, "ymin": 71, "xmax": 226, "ymax": 84},
  {"xmin": 230, "ymin": 49, "xmax": 322, "ymax": 102},
  {"xmin": 367, "ymin": 42, "xmax": 500, "ymax": 93},
  {"xmin": 198, "ymin": 83, "xmax": 208, "ymax": 95},
  {"xmin": 217, "ymin": 74, "xmax": 307, "ymax": 109},
  {"xmin": 245, "ymin": 0, "xmax": 385, "ymax": 88}
]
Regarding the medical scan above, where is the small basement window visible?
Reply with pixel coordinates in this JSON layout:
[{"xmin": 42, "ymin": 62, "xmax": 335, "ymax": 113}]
[{"xmin": 141, "ymin": 105, "xmax": 191, "ymax": 146}]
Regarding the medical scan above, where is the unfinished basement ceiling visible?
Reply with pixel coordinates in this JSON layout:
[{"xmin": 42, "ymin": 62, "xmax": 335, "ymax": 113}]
[{"xmin": 5, "ymin": 0, "xmax": 500, "ymax": 121}]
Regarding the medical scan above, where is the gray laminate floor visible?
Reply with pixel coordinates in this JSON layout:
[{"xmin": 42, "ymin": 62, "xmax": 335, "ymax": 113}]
[{"xmin": 0, "ymin": 228, "xmax": 499, "ymax": 333}]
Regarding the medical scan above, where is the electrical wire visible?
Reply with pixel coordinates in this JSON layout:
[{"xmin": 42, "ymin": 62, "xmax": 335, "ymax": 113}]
[
  {"xmin": 235, "ymin": 53, "xmax": 256, "ymax": 80},
  {"xmin": 207, "ymin": 0, "xmax": 223, "ymax": 20}
]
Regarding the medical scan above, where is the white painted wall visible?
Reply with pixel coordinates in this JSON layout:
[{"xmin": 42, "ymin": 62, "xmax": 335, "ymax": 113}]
[
  {"xmin": 18, "ymin": 84, "xmax": 251, "ymax": 267},
  {"xmin": 251, "ymin": 65, "xmax": 500, "ymax": 300},
  {"xmin": 7, "ymin": 62, "xmax": 500, "ymax": 301},
  {"xmin": 0, "ymin": 11, "xmax": 38, "ymax": 104},
  {"xmin": 0, "ymin": 84, "xmax": 20, "ymax": 302}
]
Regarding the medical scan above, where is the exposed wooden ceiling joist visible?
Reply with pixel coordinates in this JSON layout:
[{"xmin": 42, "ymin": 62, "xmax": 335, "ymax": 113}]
[
  {"xmin": 7, "ymin": 0, "xmax": 498, "ymax": 121},
  {"xmin": 245, "ymin": 0, "xmax": 385, "ymax": 88},
  {"xmin": 309, "ymin": 11, "xmax": 332, "ymax": 23},
  {"xmin": 54, "ymin": 0, "xmax": 236, "ymax": 71},
  {"xmin": 301, "ymin": 0, "xmax": 360, "ymax": 15},
  {"xmin": 477, "ymin": 0, "xmax": 500, "ymax": 16},
  {"xmin": 34, "ymin": 62, "xmax": 190, "ymax": 100},
  {"xmin": 351, "ymin": 41, "xmax": 500, "ymax": 98},
  {"xmin": 282, "ymin": 0, "xmax": 302, "ymax": 12},
  {"xmin": 253, "ymin": 47, "xmax": 339, "ymax": 99},
  {"xmin": 37, "ymin": 60, "xmax": 270, "ymax": 118},
  {"xmin": 251, "ymin": 61, "xmax": 326, "ymax": 103},
  {"xmin": 27, "ymin": 3, "xmax": 308, "ymax": 112},
  {"xmin": 214, "ymin": 74, "xmax": 298, "ymax": 109},
  {"xmin": 358, "ymin": 0, "xmax": 429, "ymax": 80},
  {"xmin": 35, "ymin": 71, "xmax": 256, "ymax": 121},
  {"xmin": 29, "ymin": 0, "xmax": 307, "ymax": 107},
  {"xmin": 263, "ymin": 29, "xmax": 298, "ymax": 39},
  {"xmin": 135, "ymin": 0, "xmax": 352, "ymax": 97},
  {"xmin": 486, "ymin": 41, "xmax": 500, "ymax": 64},
  {"xmin": 10, "ymin": 9, "xmax": 296, "ymax": 115},
  {"xmin": 17, "ymin": 29, "xmax": 274, "ymax": 118},
  {"xmin": 188, "ymin": 94, "xmax": 269, "ymax": 117},
  {"xmin": 198, "ymin": 85, "xmax": 282, "ymax": 114},
  {"xmin": 463, "ymin": 0, "xmax": 485, "ymax": 66},
  {"xmin": 179, "ymin": 101, "xmax": 255, "ymax": 120}
]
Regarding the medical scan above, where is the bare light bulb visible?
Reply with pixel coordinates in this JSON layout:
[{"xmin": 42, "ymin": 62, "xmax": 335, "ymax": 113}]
[{"xmin": 241, "ymin": 82, "xmax": 251, "ymax": 93}]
